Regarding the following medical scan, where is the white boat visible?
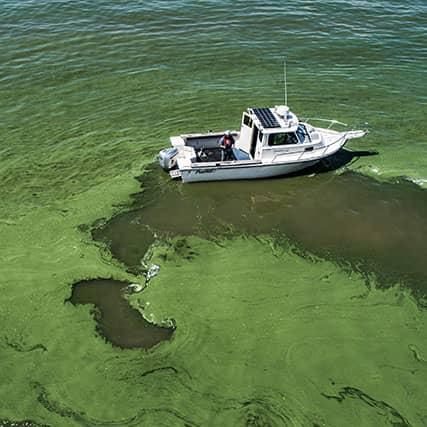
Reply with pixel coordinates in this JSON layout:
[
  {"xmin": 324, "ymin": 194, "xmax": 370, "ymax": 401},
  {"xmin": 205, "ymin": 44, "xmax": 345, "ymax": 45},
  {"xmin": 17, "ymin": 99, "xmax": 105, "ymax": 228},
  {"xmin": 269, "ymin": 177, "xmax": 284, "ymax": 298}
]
[{"xmin": 158, "ymin": 105, "xmax": 367, "ymax": 183}]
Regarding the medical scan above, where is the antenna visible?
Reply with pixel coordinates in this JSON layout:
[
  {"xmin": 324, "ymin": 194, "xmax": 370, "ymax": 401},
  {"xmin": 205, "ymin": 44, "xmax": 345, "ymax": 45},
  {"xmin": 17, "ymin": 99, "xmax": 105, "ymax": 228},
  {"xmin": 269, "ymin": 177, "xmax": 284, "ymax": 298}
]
[{"xmin": 283, "ymin": 58, "xmax": 288, "ymax": 106}]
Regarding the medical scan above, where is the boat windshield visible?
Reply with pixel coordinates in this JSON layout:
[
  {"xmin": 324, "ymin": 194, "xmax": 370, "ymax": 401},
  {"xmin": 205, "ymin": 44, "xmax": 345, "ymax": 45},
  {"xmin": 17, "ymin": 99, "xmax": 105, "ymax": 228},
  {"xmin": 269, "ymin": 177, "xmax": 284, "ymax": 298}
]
[
  {"xmin": 296, "ymin": 124, "xmax": 311, "ymax": 143},
  {"xmin": 268, "ymin": 132, "xmax": 299, "ymax": 146}
]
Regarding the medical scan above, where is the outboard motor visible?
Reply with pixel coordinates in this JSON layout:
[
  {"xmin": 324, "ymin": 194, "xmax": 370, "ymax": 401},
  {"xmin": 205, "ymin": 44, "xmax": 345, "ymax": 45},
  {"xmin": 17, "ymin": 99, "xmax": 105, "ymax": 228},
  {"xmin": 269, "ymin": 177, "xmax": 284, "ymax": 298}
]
[{"xmin": 158, "ymin": 147, "xmax": 178, "ymax": 171}]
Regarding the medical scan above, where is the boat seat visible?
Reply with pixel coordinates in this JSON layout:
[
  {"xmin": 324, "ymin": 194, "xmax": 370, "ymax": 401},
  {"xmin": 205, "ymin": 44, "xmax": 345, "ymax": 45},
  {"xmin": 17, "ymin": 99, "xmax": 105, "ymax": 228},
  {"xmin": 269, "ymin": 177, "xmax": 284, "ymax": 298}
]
[{"xmin": 232, "ymin": 148, "xmax": 251, "ymax": 160}]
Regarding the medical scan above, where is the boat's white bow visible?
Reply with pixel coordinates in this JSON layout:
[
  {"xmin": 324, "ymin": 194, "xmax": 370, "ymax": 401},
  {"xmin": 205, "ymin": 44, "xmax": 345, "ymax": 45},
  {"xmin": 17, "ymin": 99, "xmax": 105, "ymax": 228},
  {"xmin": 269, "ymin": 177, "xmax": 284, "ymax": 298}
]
[{"xmin": 344, "ymin": 129, "xmax": 368, "ymax": 140}]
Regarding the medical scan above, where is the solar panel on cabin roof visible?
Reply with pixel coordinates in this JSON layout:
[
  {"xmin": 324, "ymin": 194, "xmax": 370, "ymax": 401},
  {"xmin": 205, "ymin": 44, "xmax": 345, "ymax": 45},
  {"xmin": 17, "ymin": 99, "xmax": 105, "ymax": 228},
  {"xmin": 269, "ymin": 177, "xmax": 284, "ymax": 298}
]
[{"xmin": 251, "ymin": 108, "xmax": 280, "ymax": 129}]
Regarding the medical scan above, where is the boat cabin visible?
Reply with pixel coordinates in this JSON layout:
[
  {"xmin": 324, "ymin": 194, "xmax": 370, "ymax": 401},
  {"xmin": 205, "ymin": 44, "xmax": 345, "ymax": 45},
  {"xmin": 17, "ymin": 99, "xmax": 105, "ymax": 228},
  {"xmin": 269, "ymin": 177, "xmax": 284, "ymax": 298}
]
[
  {"xmin": 170, "ymin": 105, "xmax": 321, "ymax": 165},
  {"xmin": 236, "ymin": 105, "xmax": 319, "ymax": 161}
]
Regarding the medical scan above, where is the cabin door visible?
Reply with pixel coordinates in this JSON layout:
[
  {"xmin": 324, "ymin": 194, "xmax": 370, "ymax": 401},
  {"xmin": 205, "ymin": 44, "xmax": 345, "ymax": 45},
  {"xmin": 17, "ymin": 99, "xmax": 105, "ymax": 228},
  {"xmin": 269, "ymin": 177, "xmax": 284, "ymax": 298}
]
[{"xmin": 250, "ymin": 126, "xmax": 259, "ymax": 159}]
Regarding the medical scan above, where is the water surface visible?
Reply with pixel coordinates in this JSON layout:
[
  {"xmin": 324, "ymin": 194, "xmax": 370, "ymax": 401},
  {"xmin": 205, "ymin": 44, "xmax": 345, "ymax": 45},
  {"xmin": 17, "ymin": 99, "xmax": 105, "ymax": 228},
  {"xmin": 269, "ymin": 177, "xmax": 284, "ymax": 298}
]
[
  {"xmin": 1, "ymin": 0, "xmax": 426, "ymax": 425},
  {"xmin": 95, "ymin": 163, "xmax": 427, "ymax": 300}
]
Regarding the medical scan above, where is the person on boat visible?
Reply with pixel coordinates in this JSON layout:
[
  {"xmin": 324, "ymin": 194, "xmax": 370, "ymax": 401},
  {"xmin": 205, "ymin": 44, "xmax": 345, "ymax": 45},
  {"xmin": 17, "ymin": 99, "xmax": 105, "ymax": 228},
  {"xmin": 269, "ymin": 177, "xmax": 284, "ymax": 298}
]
[{"xmin": 219, "ymin": 130, "xmax": 235, "ymax": 161}]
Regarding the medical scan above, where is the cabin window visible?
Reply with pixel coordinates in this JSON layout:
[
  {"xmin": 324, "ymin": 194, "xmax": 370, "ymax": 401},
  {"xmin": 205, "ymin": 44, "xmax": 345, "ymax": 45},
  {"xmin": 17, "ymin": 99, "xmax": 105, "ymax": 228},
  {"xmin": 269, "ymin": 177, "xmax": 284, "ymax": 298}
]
[
  {"xmin": 268, "ymin": 132, "xmax": 299, "ymax": 146},
  {"xmin": 243, "ymin": 115, "xmax": 253, "ymax": 127}
]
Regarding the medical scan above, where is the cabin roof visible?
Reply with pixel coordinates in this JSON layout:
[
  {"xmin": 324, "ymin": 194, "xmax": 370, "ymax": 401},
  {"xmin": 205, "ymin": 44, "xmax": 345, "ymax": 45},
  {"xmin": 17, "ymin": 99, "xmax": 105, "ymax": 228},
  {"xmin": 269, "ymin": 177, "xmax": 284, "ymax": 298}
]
[
  {"xmin": 251, "ymin": 108, "xmax": 281, "ymax": 129},
  {"xmin": 248, "ymin": 106, "xmax": 299, "ymax": 132}
]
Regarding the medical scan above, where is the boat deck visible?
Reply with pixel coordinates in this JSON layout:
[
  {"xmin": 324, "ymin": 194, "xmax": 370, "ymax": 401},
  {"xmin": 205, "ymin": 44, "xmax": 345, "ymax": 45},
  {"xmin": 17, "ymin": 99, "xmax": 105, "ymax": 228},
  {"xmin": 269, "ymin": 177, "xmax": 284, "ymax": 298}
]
[
  {"xmin": 195, "ymin": 147, "xmax": 225, "ymax": 162},
  {"xmin": 194, "ymin": 147, "xmax": 252, "ymax": 163}
]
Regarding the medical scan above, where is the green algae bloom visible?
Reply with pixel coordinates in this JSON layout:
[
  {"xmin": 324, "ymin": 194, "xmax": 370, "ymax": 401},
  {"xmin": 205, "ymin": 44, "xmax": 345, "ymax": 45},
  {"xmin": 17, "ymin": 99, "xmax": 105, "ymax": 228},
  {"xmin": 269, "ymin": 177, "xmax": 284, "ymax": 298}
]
[
  {"xmin": 138, "ymin": 236, "xmax": 426, "ymax": 426},
  {"xmin": 1, "ymin": 0, "xmax": 427, "ymax": 425}
]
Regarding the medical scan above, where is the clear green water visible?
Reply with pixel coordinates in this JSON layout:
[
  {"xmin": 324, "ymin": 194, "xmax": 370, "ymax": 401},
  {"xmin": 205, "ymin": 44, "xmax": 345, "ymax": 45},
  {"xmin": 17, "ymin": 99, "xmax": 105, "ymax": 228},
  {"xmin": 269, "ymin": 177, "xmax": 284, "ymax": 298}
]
[{"xmin": 0, "ymin": 1, "xmax": 426, "ymax": 426}]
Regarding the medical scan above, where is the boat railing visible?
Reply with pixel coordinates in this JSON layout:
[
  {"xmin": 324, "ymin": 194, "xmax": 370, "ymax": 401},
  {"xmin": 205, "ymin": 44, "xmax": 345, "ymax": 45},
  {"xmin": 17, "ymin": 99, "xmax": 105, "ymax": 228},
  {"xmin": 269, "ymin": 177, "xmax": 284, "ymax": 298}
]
[{"xmin": 300, "ymin": 117, "xmax": 348, "ymax": 130}]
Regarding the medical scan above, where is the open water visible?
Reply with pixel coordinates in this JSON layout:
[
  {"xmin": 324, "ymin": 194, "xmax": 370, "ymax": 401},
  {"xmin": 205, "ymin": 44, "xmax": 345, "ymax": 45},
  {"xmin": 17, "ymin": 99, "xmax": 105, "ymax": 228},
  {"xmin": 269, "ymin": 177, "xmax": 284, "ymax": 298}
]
[{"xmin": 0, "ymin": 1, "xmax": 426, "ymax": 426}]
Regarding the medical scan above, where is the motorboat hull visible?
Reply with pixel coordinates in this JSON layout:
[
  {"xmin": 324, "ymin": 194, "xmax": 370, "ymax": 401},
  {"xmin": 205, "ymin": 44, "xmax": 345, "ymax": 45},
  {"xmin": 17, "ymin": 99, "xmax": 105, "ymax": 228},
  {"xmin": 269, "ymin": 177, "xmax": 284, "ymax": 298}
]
[
  {"xmin": 160, "ymin": 104, "xmax": 367, "ymax": 183},
  {"xmin": 180, "ymin": 159, "xmax": 319, "ymax": 183}
]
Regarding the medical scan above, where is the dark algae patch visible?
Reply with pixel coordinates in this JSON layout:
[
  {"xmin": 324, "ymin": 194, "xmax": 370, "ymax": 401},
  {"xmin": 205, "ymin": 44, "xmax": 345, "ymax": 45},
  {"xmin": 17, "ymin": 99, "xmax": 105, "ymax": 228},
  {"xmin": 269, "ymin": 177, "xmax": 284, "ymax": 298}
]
[
  {"xmin": 67, "ymin": 279, "xmax": 174, "ymax": 349},
  {"xmin": 94, "ymin": 165, "xmax": 427, "ymax": 300}
]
